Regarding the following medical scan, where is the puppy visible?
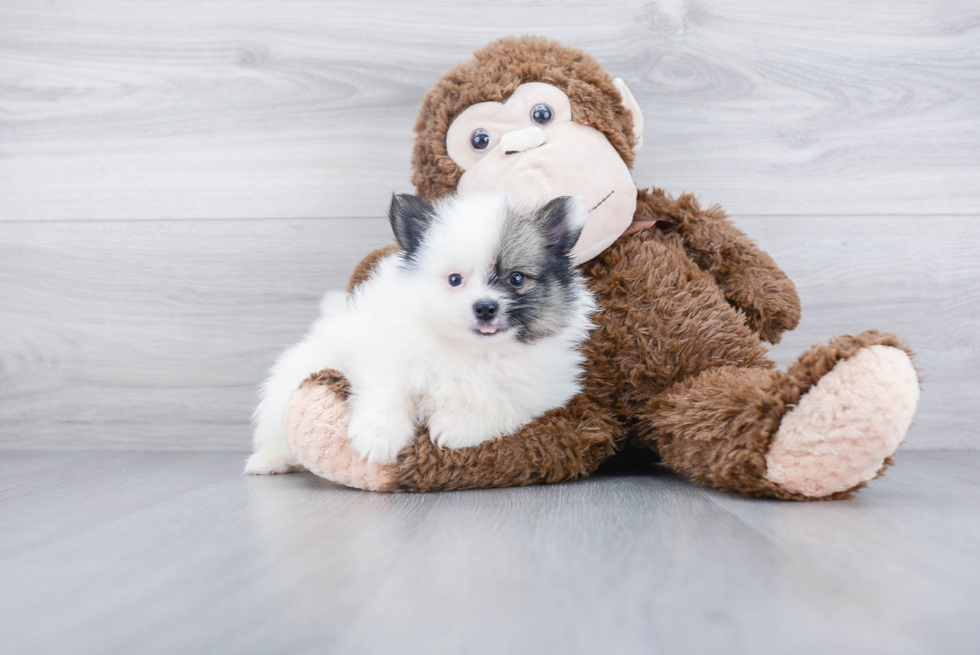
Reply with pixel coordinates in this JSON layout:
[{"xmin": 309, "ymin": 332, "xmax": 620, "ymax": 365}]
[{"xmin": 245, "ymin": 193, "xmax": 596, "ymax": 474}]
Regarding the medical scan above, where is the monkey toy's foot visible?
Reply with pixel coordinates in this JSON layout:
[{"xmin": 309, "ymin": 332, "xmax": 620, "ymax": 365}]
[
  {"xmin": 281, "ymin": 369, "xmax": 398, "ymax": 492},
  {"xmin": 765, "ymin": 344, "xmax": 920, "ymax": 498}
]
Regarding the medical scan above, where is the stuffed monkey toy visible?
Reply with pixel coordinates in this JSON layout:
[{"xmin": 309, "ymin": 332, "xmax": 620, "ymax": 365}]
[{"xmin": 263, "ymin": 36, "xmax": 920, "ymax": 500}]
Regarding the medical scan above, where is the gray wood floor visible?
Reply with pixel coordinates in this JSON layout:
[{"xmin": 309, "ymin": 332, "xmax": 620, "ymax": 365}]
[{"xmin": 2, "ymin": 450, "xmax": 978, "ymax": 655}]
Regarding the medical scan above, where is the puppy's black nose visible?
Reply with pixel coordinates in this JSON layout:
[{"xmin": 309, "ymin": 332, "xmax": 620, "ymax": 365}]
[{"xmin": 473, "ymin": 300, "xmax": 498, "ymax": 321}]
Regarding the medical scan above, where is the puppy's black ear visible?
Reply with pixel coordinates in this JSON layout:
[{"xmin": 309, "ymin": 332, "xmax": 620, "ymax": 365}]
[
  {"xmin": 534, "ymin": 196, "xmax": 588, "ymax": 255},
  {"xmin": 389, "ymin": 193, "xmax": 435, "ymax": 254}
]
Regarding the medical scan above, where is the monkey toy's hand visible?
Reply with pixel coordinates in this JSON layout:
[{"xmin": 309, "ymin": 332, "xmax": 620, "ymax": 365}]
[{"xmin": 635, "ymin": 188, "xmax": 802, "ymax": 344}]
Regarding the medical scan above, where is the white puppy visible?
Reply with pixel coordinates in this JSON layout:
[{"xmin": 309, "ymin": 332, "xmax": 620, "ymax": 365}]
[{"xmin": 246, "ymin": 193, "xmax": 596, "ymax": 474}]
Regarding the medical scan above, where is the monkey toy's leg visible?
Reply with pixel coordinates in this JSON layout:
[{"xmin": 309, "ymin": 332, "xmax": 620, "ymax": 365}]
[
  {"xmin": 588, "ymin": 225, "xmax": 919, "ymax": 500},
  {"xmin": 281, "ymin": 369, "xmax": 622, "ymax": 492},
  {"xmin": 619, "ymin": 192, "xmax": 920, "ymax": 499},
  {"xmin": 638, "ymin": 331, "xmax": 919, "ymax": 500}
]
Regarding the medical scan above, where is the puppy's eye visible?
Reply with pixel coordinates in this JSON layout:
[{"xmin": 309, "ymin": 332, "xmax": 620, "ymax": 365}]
[
  {"xmin": 531, "ymin": 104, "xmax": 553, "ymax": 125},
  {"xmin": 470, "ymin": 129, "xmax": 491, "ymax": 151},
  {"xmin": 448, "ymin": 274, "xmax": 463, "ymax": 287},
  {"xmin": 507, "ymin": 271, "xmax": 526, "ymax": 289}
]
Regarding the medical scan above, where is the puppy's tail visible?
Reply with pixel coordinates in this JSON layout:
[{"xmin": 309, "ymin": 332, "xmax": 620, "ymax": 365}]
[{"xmin": 319, "ymin": 290, "xmax": 349, "ymax": 317}]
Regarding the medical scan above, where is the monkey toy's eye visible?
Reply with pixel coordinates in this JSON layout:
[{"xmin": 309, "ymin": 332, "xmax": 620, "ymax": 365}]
[
  {"xmin": 507, "ymin": 271, "xmax": 526, "ymax": 289},
  {"xmin": 448, "ymin": 274, "xmax": 463, "ymax": 287},
  {"xmin": 531, "ymin": 104, "xmax": 553, "ymax": 125},
  {"xmin": 470, "ymin": 129, "xmax": 491, "ymax": 151}
]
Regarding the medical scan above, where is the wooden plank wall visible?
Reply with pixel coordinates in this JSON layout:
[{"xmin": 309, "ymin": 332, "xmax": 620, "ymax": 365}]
[{"xmin": 1, "ymin": 0, "xmax": 977, "ymax": 450}]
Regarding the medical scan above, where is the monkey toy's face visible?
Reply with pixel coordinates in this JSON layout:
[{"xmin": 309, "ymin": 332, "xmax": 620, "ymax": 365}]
[{"xmin": 445, "ymin": 81, "xmax": 643, "ymax": 264}]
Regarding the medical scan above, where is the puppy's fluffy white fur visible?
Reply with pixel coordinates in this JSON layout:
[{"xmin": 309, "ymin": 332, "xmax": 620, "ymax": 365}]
[{"xmin": 246, "ymin": 193, "xmax": 595, "ymax": 474}]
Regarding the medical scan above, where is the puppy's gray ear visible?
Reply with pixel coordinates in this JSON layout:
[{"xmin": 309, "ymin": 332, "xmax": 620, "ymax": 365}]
[
  {"xmin": 534, "ymin": 196, "xmax": 588, "ymax": 255},
  {"xmin": 389, "ymin": 193, "xmax": 435, "ymax": 254}
]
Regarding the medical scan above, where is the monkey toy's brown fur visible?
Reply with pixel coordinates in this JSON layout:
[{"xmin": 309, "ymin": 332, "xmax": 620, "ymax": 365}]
[{"xmin": 279, "ymin": 36, "xmax": 918, "ymax": 499}]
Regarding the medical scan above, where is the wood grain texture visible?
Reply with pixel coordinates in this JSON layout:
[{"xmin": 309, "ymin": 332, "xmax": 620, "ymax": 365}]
[
  {"xmin": 1, "ymin": 0, "xmax": 978, "ymax": 220},
  {"xmin": 1, "ymin": 451, "xmax": 978, "ymax": 654},
  {"xmin": 0, "ymin": 215, "xmax": 976, "ymax": 451},
  {"xmin": 0, "ymin": 217, "xmax": 392, "ymax": 450}
]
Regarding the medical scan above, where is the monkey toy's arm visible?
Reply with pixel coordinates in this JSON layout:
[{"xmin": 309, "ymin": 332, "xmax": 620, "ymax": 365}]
[
  {"xmin": 635, "ymin": 188, "xmax": 801, "ymax": 344},
  {"xmin": 345, "ymin": 244, "xmax": 402, "ymax": 293}
]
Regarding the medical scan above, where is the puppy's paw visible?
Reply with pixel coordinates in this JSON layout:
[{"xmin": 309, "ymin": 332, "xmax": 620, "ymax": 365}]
[
  {"xmin": 244, "ymin": 449, "xmax": 301, "ymax": 475},
  {"xmin": 347, "ymin": 411, "xmax": 416, "ymax": 464},
  {"xmin": 428, "ymin": 412, "xmax": 495, "ymax": 450}
]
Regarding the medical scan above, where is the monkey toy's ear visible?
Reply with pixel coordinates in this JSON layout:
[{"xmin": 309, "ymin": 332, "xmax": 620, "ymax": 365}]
[
  {"xmin": 613, "ymin": 78, "xmax": 644, "ymax": 154},
  {"xmin": 534, "ymin": 196, "xmax": 590, "ymax": 256},
  {"xmin": 388, "ymin": 193, "xmax": 435, "ymax": 254}
]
